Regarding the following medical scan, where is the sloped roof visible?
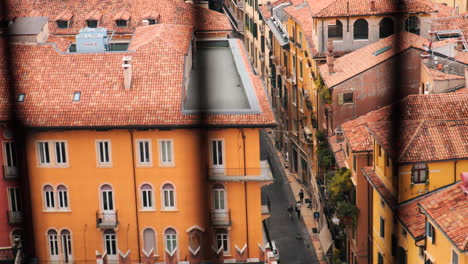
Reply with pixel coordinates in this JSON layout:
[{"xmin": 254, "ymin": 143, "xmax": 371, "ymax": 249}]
[
  {"xmin": 422, "ymin": 64, "xmax": 465, "ymax": 81},
  {"xmin": 397, "ymin": 195, "xmax": 427, "ymax": 239},
  {"xmin": 3, "ymin": 0, "xmax": 231, "ymax": 34},
  {"xmin": 362, "ymin": 167, "xmax": 396, "ymax": 209},
  {"xmin": 0, "ymin": 25, "xmax": 275, "ymax": 128},
  {"xmin": 319, "ymin": 32, "xmax": 429, "ymax": 88},
  {"xmin": 307, "ymin": 0, "xmax": 435, "ymax": 18},
  {"xmin": 419, "ymin": 182, "xmax": 468, "ymax": 251}
]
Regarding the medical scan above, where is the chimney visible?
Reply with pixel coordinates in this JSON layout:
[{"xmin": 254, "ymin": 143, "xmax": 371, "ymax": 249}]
[
  {"xmin": 122, "ymin": 56, "xmax": 132, "ymax": 90},
  {"xmin": 327, "ymin": 39, "xmax": 334, "ymax": 74},
  {"xmin": 370, "ymin": 0, "xmax": 376, "ymax": 11},
  {"xmin": 456, "ymin": 38, "xmax": 464, "ymax": 52}
]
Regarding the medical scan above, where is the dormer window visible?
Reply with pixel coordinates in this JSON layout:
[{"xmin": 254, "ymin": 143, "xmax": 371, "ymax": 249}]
[
  {"xmin": 57, "ymin": 20, "xmax": 69, "ymax": 29},
  {"xmin": 116, "ymin": 19, "xmax": 127, "ymax": 27},
  {"xmin": 147, "ymin": 19, "xmax": 156, "ymax": 25},
  {"xmin": 17, "ymin": 93, "xmax": 25, "ymax": 102},
  {"xmin": 86, "ymin": 20, "xmax": 98, "ymax": 28}
]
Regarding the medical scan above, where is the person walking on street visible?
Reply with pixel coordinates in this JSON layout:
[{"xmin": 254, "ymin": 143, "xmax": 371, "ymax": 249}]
[
  {"xmin": 299, "ymin": 189, "xmax": 304, "ymax": 203},
  {"xmin": 287, "ymin": 204, "xmax": 293, "ymax": 220},
  {"xmin": 295, "ymin": 201, "xmax": 301, "ymax": 218}
]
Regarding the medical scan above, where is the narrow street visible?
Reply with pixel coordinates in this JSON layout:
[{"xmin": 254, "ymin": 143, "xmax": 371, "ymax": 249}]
[{"xmin": 261, "ymin": 131, "xmax": 319, "ymax": 264}]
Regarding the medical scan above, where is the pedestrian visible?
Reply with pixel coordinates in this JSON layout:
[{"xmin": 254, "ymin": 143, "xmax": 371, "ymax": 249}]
[
  {"xmin": 299, "ymin": 189, "xmax": 304, "ymax": 203},
  {"xmin": 295, "ymin": 201, "xmax": 301, "ymax": 218},
  {"xmin": 287, "ymin": 204, "xmax": 293, "ymax": 219}
]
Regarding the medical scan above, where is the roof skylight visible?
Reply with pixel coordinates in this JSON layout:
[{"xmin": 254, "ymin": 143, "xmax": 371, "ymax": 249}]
[
  {"xmin": 17, "ymin": 93, "xmax": 25, "ymax": 102},
  {"xmin": 73, "ymin": 92, "xmax": 81, "ymax": 102}
]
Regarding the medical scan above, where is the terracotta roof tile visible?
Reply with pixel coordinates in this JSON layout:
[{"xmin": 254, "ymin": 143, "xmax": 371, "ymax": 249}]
[
  {"xmin": 114, "ymin": 10, "xmax": 131, "ymax": 21},
  {"xmin": 85, "ymin": 9, "xmax": 103, "ymax": 21},
  {"xmin": 54, "ymin": 10, "xmax": 74, "ymax": 21},
  {"xmin": 398, "ymin": 196, "xmax": 427, "ymax": 238},
  {"xmin": 422, "ymin": 64, "xmax": 465, "ymax": 81},
  {"xmin": 284, "ymin": 2, "xmax": 313, "ymax": 39},
  {"xmin": 319, "ymin": 32, "xmax": 429, "ymax": 88},
  {"xmin": 362, "ymin": 167, "xmax": 396, "ymax": 209},
  {"xmin": 419, "ymin": 182, "xmax": 468, "ymax": 251},
  {"xmin": 0, "ymin": 25, "xmax": 275, "ymax": 128},
  {"xmin": 328, "ymin": 135, "xmax": 346, "ymax": 168}
]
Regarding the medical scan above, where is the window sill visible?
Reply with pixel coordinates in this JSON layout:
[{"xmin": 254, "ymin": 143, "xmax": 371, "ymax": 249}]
[
  {"xmin": 159, "ymin": 164, "xmax": 175, "ymax": 168},
  {"xmin": 43, "ymin": 209, "xmax": 72, "ymax": 213},
  {"xmin": 353, "ymin": 39, "xmax": 369, "ymax": 42},
  {"xmin": 38, "ymin": 164, "xmax": 70, "ymax": 168},
  {"xmin": 139, "ymin": 209, "xmax": 156, "ymax": 212},
  {"xmin": 331, "ymin": 39, "xmax": 344, "ymax": 43},
  {"xmin": 136, "ymin": 164, "xmax": 153, "ymax": 168},
  {"xmin": 161, "ymin": 208, "xmax": 178, "ymax": 212},
  {"xmin": 97, "ymin": 164, "xmax": 113, "ymax": 168}
]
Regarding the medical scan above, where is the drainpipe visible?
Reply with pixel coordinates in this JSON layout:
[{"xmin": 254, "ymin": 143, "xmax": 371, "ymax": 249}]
[
  {"xmin": 242, "ymin": 128, "xmax": 250, "ymax": 258},
  {"xmin": 129, "ymin": 130, "xmax": 142, "ymax": 263}
]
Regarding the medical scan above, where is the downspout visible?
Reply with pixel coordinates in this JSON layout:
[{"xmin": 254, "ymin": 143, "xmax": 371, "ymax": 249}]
[
  {"xmin": 130, "ymin": 130, "xmax": 142, "ymax": 263},
  {"xmin": 454, "ymin": 160, "xmax": 458, "ymax": 183},
  {"xmin": 242, "ymin": 128, "xmax": 250, "ymax": 258}
]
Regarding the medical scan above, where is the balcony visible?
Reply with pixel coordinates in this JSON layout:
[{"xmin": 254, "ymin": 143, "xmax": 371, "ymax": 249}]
[
  {"xmin": 7, "ymin": 210, "xmax": 22, "ymax": 224},
  {"xmin": 96, "ymin": 211, "xmax": 118, "ymax": 229},
  {"xmin": 3, "ymin": 166, "xmax": 17, "ymax": 180},
  {"xmin": 210, "ymin": 210, "xmax": 231, "ymax": 227},
  {"xmin": 223, "ymin": 3, "xmax": 244, "ymax": 34},
  {"xmin": 207, "ymin": 161, "xmax": 273, "ymax": 182}
]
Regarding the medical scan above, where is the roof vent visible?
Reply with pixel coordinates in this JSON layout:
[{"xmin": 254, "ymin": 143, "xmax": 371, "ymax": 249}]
[
  {"xmin": 461, "ymin": 172, "xmax": 468, "ymax": 195},
  {"xmin": 75, "ymin": 27, "xmax": 108, "ymax": 53}
]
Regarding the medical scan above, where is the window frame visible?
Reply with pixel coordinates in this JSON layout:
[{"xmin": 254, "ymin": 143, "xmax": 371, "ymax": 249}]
[
  {"xmin": 158, "ymin": 139, "xmax": 174, "ymax": 167},
  {"xmin": 60, "ymin": 229, "xmax": 73, "ymax": 262},
  {"xmin": 54, "ymin": 141, "xmax": 68, "ymax": 165},
  {"xmin": 7, "ymin": 187, "xmax": 22, "ymax": 212},
  {"xmin": 100, "ymin": 184, "xmax": 115, "ymax": 212},
  {"xmin": 136, "ymin": 139, "xmax": 152, "ymax": 167},
  {"xmin": 36, "ymin": 140, "xmax": 69, "ymax": 167},
  {"xmin": 140, "ymin": 184, "xmax": 155, "ymax": 211},
  {"xmin": 57, "ymin": 185, "xmax": 69, "ymax": 210},
  {"xmin": 86, "ymin": 20, "xmax": 98, "ymax": 28},
  {"xmin": 103, "ymin": 230, "xmax": 117, "ymax": 256},
  {"xmin": 43, "ymin": 185, "xmax": 56, "ymax": 210},
  {"xmin": 209, "ymin": 139, "xmax": 225, "ymax": 174},
  {"xmin": 56, "ymin": 20, "xmax": 69, "ymax": 29},
  {"xmin": 412, "ymin": 163, "xmax": 428, "ymax": 184},
  {"xmin": 3, "ymin": 141, "xmax": 17, "ymax": 167},
  {"xmin": 161, "ymin": 183, "xmax": 176, "ymax": 210},
  {"xmin": 353, "ymin": 19, "xmax": 369, "ymax": 40},
  {"xmin": 380, "ymin": 216, "xmax": 385, "ymax": 238},
  {"xmin": 37, "ymin": 141, "xmax": 51, "ymax": 166},
  {"xmin": 142, "ymin": 228, "xmax": 157, "ymax": 255},
  {"xmin": 216, "ymin": 229, "xmax": 230, "ymax": 255},
  {"xmin": 96, "ymin": 140, "xmax": 112, "ymax": 167},
  {"xmin": 213, "ymin": 184, "xmax": 227, "ymax": 211},
  {"xmin": 115, "ymin": 19, "xmax": 128, "ymax": 27},
  {"xmin": 47, "ymin": 229, "xmax": 59, "ymax": 257},
  {"xmin": 164, "ymin": 228, "xmax": 178, "ymax": 255}
]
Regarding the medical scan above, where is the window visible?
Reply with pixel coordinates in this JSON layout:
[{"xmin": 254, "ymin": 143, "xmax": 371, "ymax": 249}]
[
  {"xmin": 38, "ymin": 141, "xmax": 51, "ymax": 165},
  {"xmin": 292, "ymin": 85, "xmax": 297, "ymax": 105},
  {"xmin": 397, "ymin": 247, "xmax": 407, "ymax": 264},
  {"xmin": 140, "ymin": 184, "xmax": 153, "ymax": 210},
  {"xmin": 379, "ymin": 17, "xmax": 394, "ymax": 38},
  {"xmin": 137, "ymin": 140, "xmax": 151, "ymax": 165},
  {"xmin": 213, "ymin": 184, "xmax": 226, "ymax": 211},
  {"xmin": 426, "ymin": 221, "xmax": 436, "ymax": 244},
  {"xmin": 405, "ymin": 16, "xmax": 420, "ymax": 35},
  {"xmin": 101, "ymin": 185, "xmax": 114, "ymax": 211},
  {"xmin": 386, "ymin": 155, "xmax": 390, "ymax": 167},
  {"xmin": 411, "ymin": 163, "xmax": 428, "ymax": 184},
  {"xmin": 353, "ymin": 19, "xmax": 369, "ymax": 40},
  {"xmin": 216, "ymin": 229, "xmax": 229, "ymax": 254},
  {"xmin": 147, "ymin": 19, "xmax": 156, "ymax": 25},
  {"xmin": 116, "ymin": 19, "xmax": 127, "ymax": 27},
  {"xmin": 452, "ymin": 250, "xmax": 459, "ymax": 264},
  {"xmin": 299, "ymin": 61, "xmax": 303, "ymax": 78},
  {"xmin": 48, "ymin": 229, "xmax": 59, "ymax": 256},
  {"xmin": 103, "ymin": 230, "xmax": 117, "ymax": 255},
  {"xmin": 165, "ymin": 228, "xmax": 177, "ymax": 254},
  {"xmin": 353, "ymin": 155, "xmax": 357, "ymax": 173},
  {"xmin": 380, "ymin": 217, "xmax": 385, "ymax": 237},
  {"xmin": 377, "ymin": 252, "xmax": 384, "ymax": 264},
  {"xmin": 338, "ymin": 93, "xmax": 353, "ymax": 105},
  {"xmin": 44, "ymin": 185, "xmax": 55, "ymax": 209},
  {"xmin": 162, "ymin": 184, "xmax": 175, "ymax": 209},
  {"xmin": 56, "ymin": 20, "xmax": 69, "ymax": 29},
  {"xmin": 3, "ymin": 141, "xmax": 17, "ymax": 167},
  {"xmin": 97, "ymin": 140, "xmax": 111, "ymax": 165},
  {"xmin": 17, "ymin": 93, "xmax": 25, "ymax": 102},
  {"xmin": 60, "ymin": 230, "xmax": 72, "ymax": 263},
  {"xmin": 72, "ymin": 92, "xmax": 81, "ymax": 102},
  {"xmin": 159, "ymin": 140, "xmax": 174, "ymax": 166},
  {"xmin": 57, "ymin": 185, "xmax": 69, "ymax": 209},
  {"xmin": 143, "ymin": 228, "xmax": 156, "ymax": 253},
  {"xmin": 328, "ymin": 20, "xmax": 343, "ymax": 40},
  {"xmin": 8, "ymin": 187, "xmax": 22, "ymax": 213},
  {"xmin": 55, "ymin": 141, "xmax": 67, "ymax": 165},
  {"xmin": 210, "ymin": 140, "xmax": 224, "ymax": 170},
  {"xmin": 86, "ymin": 20, "xmax": 98, "ymax": 28}
]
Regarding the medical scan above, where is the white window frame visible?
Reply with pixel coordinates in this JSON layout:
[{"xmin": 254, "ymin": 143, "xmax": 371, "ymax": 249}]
[
  {"xmin": 213, "ymin": 184, "xmax": 227, "ymax": 212},
  {"xmin": 54, "ymin": 141, "xmax": 68, "ymax": 165},
  {"xmin": 36, "ymin": 140, "xmax": 69, "ymax": 167},
  {"xmin": 3, "ymin": 141, "xmax": 17, "ymax": 167},
  {"xmin": 57, "ymin": 185, "xmax": 70, "ymax": 210},
  {"xmin": 164, "ymin": 228, "xmax": 178, "ymax": 256},
  {"xmin": 161, "ymin": 183, "xmax": 176, "ymax": 210},
  {"xmin": 136, "ymin": 139, "xmax": 152, "ymax": 166},
  {"xmin": 100, "ymin": 185, "xmax": 115, "ymax": 212},
  {"xmin": 209, "ymin": 139, "xmax": 225, "ymax": 174},
  {"xmin": 158, "ymin": 139, "xmax": 174, "ymax": 166},
  {"xmin": 140, "ymin": 184, "xmax": 155, "ymax": 211},
  {"xmin": 47, "ymin": 229, "xmax": 59, "ymax": 257},
  {"xmin": 60, "ymin": 229, "xmax": 73, "ymax": 263},
  {"xmin": 96, "ymin": 140, "xmax": 112, "ymax": 167},
  {"xmin": 216, "ymin": 229, "xmax": 230, "ymax": 255},
  {"xmin": 37, "ymin": 141, "xmax": 51, "ymax": 166},
  {"xmin": 43, "ymin": 185, "xmax": 56, "ymax": 210},
  {"xmin": 103, "ymin": 230, "xmax": 117, "ymax": 256}
]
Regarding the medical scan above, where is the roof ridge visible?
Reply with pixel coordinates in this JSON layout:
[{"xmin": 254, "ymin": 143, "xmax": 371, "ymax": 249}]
[{"xmin": 398, "ymin": 120, "xmax": 425, "ymax": 161}]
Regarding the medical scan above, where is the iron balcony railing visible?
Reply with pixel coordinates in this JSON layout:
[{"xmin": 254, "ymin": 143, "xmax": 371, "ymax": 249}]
[
  {"xmin": 7, "ymin": 210, "xmax": 22, "ymax": 224},
  {"xmin": 210, "ymin": 209, "xmax": 231, "ymax": 227},
  {"xmin": 3, "ymin": 166, "xmax": 17, "ymax": 180},
  {"xmin": 207, "ymin": 167, "xmax": 270, "ymax": 177},
  {"xmin": 96, "ymin": 210, "xmax": 118, "ymax": 229}
]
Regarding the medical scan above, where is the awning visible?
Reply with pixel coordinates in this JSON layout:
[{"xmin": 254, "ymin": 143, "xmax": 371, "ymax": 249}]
[{"xmin": 319, "ymin": 224, "xmax": 333, "ymax": 253}]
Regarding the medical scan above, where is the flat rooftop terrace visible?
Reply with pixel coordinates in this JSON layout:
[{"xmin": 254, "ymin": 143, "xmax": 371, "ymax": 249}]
[{"xmin": 183, "ymin": 39, "xmax": 260, "ymax": 114}]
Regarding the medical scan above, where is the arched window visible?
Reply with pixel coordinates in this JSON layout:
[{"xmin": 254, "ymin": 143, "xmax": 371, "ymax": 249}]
[
  {"xmin": 164, "ymin": 228, "xmax": 177, "ymax": 255},
  {"xmin": 103, "ymin": 230, "xmax": 117, "ymax": 255},
  {"xmin": 60, "ymin": 230, "xmax": 72, "ymax": 262},
  {"xmin": 143, "ymin": 228, "xmax": 156, "ymax": 253},
  {"xmin": 213, "ymin": 184, "xmax": 226, "ymax": 211},
  {"xmin": 379, "ymin": 17, "xmax": 394, "ymax": 38},
  {"xmin": 411, "ymin": 163, "xmax": 428, "ymax": 184},
  {"xmin": 47, "ymin": 229, "xmax": 59, "ymax": 256},
  {"xmin": 43, "ymin": 185, "xmax": 55, "ymax": 209},
  {"xmin": 216, "ymin": 229, "xmax": 229, "ymax": 254},
  {"xmin": 57, "ymin": 185, "xmax": 69, "ymax": 209},
  {"xmin": 100, "ymin": 185, "xmax": 114, "ymax": 211},
  {"xmin": 11, "ymin": 229, "xmax": 23, "ymax": 247},
  {"xmin": 141, "ymin": 184, "xmax": 153, "ymax": 209},
  {"xmin": 405, "ymin": 16, "xmax": 420, "ymax": 35},
  {"xmin": 353, "ymin": 19, "xmax": 369, "ymax": 40},
  {"xmin": 328, "ymin": 20, "xmax": 343, "ymax": 40},
  {"xmin": 162, "ymin": 184, "xmax": 175, "ymax": 209}
]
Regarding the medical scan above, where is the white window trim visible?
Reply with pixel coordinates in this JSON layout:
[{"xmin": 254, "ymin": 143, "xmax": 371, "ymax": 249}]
[
  {"xmin": 43, "ymin": 184, "xmax": 56, "ymax": 211},
  {"xmin": 36, "ymin": 140, "xmax": 69, "ymax": 168},
  {"xmin": 216, "ymin": 230, "xmax": 230, "ymax": 256},
  {"xmin": 163, "ymin": 228, "xmax": 178, "ymax": 257},
  {"xmin": 140, "ymin": 183, "xmax": 156, "ymax": 211},
  {"xmin": 59, "ymin": 228, "xmax": 74, "ymax": 261},
  {"xmin": 136, "ymin": 139, "xmax": 153, "ymax": 167},
  {"xmin": 213, "ymin": 184, "xmax": 228, "ymax": 212},
  {"xmin": 209, "ymin": 139, "xmax": 226, "ymax": 172},
  {"xmin": 56, "ymin": 184, "xmax": 71, "ymax": 211},
  {"xmin": 96, "ymin": 140, "xmax": 113, "ymax": 167},
  {"xmin": 46, "ymin": 229, "xmax": 60, "ymax": 258},
  {"xmin": 103, "ymin": 231, "xmax": 118, "ymax": 256},
  {"xmin": 160, "ymin": 182, "xmax": 177, "ymax": 211},
  {"xmin": 99, "ymin": 184, "xmax": 116, "ymax": 213},
  {"xmin": 158, "ymin": 139, "xmax": 175, "ymax": 167}
]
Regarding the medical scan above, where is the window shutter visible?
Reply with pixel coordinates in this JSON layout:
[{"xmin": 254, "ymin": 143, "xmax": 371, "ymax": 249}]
[{"xmin": 338, "ymin": 93, "xmax": 344, "ymax": 105}]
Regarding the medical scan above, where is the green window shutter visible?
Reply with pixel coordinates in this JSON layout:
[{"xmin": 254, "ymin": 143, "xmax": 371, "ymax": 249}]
[{"xmin": 338, "ymin": 93, "xmax": 344, "ymax": 105}]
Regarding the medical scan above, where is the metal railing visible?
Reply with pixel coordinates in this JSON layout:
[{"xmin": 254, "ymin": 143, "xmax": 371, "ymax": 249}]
[
  {"xmin": 207, "ymin": 167, "xmax": 269, "ymax": 177},
  {"xmin": 7, "ymin": 210, "xmax": 22, "ymax": 224},
  {"xmin": 3, "ymin": 166, "xmax": 17, "ymax": 180},
  {"xmin": 96, "ymin": 210, "xmax": 118, "ymax": 229},
  {"xmin": 210, "ymin": 210, "xmax": 231, "ymax": 227}
]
